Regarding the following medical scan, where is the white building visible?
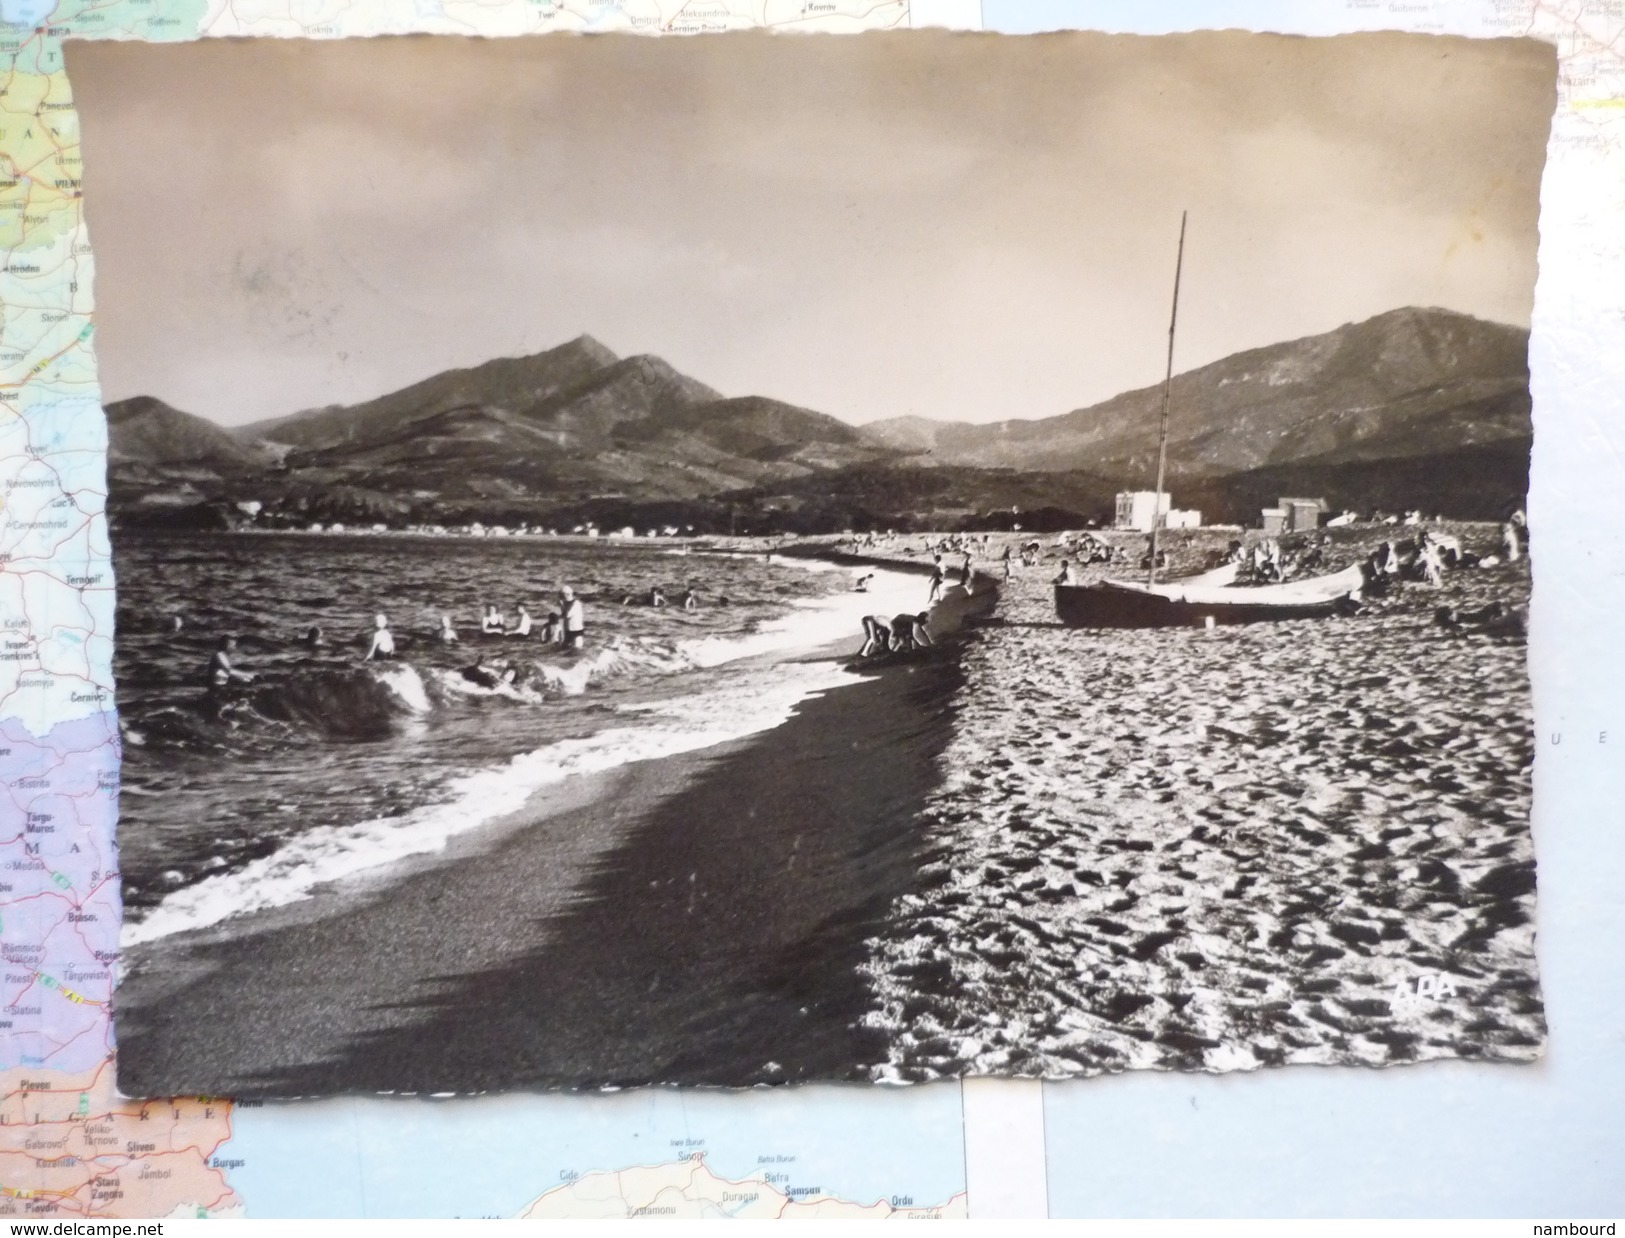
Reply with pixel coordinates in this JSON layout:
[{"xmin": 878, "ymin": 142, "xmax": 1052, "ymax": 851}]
[
  {"xmin": 1114, "ymin": 490, "xmax": 1201, "ymax": 531},
  {"xmin": 1114, "ymin": 490, "xmax": 1171, "ymax": 532}
]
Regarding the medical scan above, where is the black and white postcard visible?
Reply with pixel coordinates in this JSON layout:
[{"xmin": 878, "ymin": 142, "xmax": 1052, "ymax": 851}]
[{"xmin": 70, "ymin": 30, "xmax": 1555, "ymax": 1096}]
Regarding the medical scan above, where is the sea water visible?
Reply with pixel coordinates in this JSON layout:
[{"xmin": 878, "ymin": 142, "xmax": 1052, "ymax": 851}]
[{"xmin": 112, "ymin": 531, "xmax": 923, "ymax": 947}]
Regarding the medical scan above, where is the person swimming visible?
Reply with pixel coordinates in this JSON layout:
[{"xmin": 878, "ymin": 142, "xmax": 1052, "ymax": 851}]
[
  {"xmin": 438, "ymin": 614, "xmax": 459, "ymax": 644},
  {"xmin": 460, "ymin": 657, "xmax": 518, "ymax": 689},
  {"xmin": 207, "ymin": 635, "xmax": 255, "ymax": 691},
  {"xmin": 509, "ymin": 604, "xmax": 533, "ymax": 637},
  {"xmin": 364, "ymin": 613, "xmax": 395, "ymax": 661},
  {"xmin": 303, "ymin": 625, "xmax": 326, "ymax": 649},
  {"xmin": 854, "ymin": 573, "xmax": 875, "ymax": 593}
]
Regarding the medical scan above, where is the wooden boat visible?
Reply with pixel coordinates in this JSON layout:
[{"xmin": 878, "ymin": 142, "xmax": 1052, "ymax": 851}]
[
  {"xmin": 1054, "ymin": 212, "xmax": 1365, "ymax": 629},
  {"xmin": 1055, "ymin": 562, "xmax": 1366, "ymax": 629}
]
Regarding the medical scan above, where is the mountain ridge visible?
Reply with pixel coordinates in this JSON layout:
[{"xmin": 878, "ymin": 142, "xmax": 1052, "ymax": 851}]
[
  {"xmin": 858, "ymin": 306, "xmax": 1530, "ymax": 482},
  {"xmin": 104, "ymin": 305, "xmax": 1531, "ymax": 531}
]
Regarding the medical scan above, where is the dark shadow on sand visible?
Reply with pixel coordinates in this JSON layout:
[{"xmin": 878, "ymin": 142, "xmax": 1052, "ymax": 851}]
[
  {"xmin": 117, "ymin": 579, "xmax": 997, "ymax": 1097},
  {"xmin": 262, "ymin": 649, "xmax": 968, "ymax": 1094}
]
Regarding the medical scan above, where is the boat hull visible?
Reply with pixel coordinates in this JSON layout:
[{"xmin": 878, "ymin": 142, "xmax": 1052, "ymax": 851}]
[{"xmin": 1054, "ymin": 580, "xmax": 1350, "ymax": 628}]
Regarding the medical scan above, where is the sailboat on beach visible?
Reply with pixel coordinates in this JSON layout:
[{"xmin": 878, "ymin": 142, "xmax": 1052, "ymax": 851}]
[{"xmin": 1053, "ymin": 213, "xmax": 1367, "ymax": 629}]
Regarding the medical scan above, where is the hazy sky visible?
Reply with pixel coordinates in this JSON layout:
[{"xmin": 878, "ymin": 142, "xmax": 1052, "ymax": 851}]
[{"xmin": 69, "ymin": 30, "xmax": 1554, "ymax": 427}]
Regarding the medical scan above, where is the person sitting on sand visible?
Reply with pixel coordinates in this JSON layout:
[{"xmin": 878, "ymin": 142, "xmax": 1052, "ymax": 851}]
[
  {"xmin": 207, "ymin": 635, "xmax": 255, "ymax": 691},
  {"xmin": 681, "ymin": 588, "xmax": 698, "ymax": 611},
  {"xmin": 1053, "ymin": 559, "xmax": 1078, "ymax": 587},
  {"xmin": 859, "ymin": 614, "xmax": 892, "ymax": 657},
  {"xmin": 480, "ymin": 604, "xmax": 505, "ymax": 634},
  {"xmin": 509, "ymin": 604, "xmax": 533, "ymax": 637},
  {"xmin": 561, "ymin": 586, "xmax": 586, "ymax": 649},
  {"xmin": 1427, "ymin": 530, "xmax": 1463, "ymax": 567},
  {"xmin": 1370, "ymin": 540, "xmax": 1401, "ymax": 579},
  {"xmin": 891, "ymin": 612, "xmax": 932, "ymax": 652},
  {"xmin": 438, "ymin": 614, "xmax": 458, "ymax": 644},
  {"xmin": 364, "ymin": 613, "xmax": 396, "ymax": 661},
  {"xmin": 1489, "ymin": 602, "xmax": 1529, "ymax": 638},
  {"xmin": 649, "ymin": 586, "xmax": 667, "ymax": 608},
  {"xmin": 1436, "ymin": 601, "xmax": 1527, "ymax": 638}
]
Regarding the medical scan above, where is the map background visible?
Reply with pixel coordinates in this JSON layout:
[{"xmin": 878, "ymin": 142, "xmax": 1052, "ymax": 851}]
[{"xmin": 0, "ymin": 0, "xmax": 1619, "ymax": 1218}]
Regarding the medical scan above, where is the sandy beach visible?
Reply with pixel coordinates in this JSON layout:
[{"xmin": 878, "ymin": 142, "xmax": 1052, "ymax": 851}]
[
  {"xmin": 113, "ymin": 524, "xmax": 1541, "ymax": 1096},
  {"xmin": 854, "ymin": 524, "xmax": 1542, "ymax": 1080}
]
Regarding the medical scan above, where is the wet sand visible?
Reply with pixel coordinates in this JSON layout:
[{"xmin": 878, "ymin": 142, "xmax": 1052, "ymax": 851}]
[
  {"xmin": 854, "ymin": 524, "xmax": 1543, "ymax": 1080},
  {"xmin": 115, "ymin": 583, "xmax": 994, "ymax": 1097}
]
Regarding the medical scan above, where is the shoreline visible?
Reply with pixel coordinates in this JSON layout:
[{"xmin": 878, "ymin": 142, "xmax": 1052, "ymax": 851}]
[{"xmin": 114, "ymin": 577, "xmax": 997, "ymax": 1097}]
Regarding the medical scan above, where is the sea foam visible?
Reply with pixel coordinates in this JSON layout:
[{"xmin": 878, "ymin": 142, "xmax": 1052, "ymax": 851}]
[{"xmin": 121, "ymin": 562, "xmax": 923, "ymax": 948}]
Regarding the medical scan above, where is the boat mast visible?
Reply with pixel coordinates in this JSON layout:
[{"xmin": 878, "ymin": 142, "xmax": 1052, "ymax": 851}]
[{"xmin": 1147, "ymin": 210, "xmax": 1187, "ymax": 587}]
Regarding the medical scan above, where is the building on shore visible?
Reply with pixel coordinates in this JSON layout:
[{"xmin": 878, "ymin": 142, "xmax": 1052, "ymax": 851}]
[
  {"xmin": 1261, "ymin": 496, "xmax": 1327, "ymax": 535},
  {"xmin": 1115, "ymin": 490, "xmax": 1168, "ymax": 532},
  {"xmin": 1114, "ymin": 490, "xmax": 1201, "ymax": 532}
]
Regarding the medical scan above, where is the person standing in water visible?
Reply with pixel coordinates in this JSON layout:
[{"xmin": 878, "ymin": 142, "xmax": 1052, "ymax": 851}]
[
  {"xmin": 364, "ymin": 613, "xmax": 396, "ymax": 661},
  {"xmin": 927, "ymin": 558, "xmax": 946, "ymax": 605},
  {"xmin": 480, "ymin": 604, "xmax": 504, "ymax": 634},
  {"xmin": 560, "ymin": 586, "xmax": 586, "ymax": 649},
  {"xmin": 438, "ymin": 614, "xmax": 459, "ymax": 644},
  {"xmin": 207, "ymin": 635, "xmax": 255, "ymax": 692},
  {"xmin": 509, "ymin": 604, "xmax": 533, "ymax": 637}
]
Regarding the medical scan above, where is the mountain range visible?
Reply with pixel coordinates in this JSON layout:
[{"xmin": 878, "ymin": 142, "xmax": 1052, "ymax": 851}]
[{"xmin": 104, "ymin": 306, "xmax": 1532, "ymax": 533}]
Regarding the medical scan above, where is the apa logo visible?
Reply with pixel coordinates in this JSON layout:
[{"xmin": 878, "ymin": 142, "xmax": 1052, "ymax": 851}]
[{"xmin": 1390, "ymin": 973, "xmax": 1459, "ymax": 1005}]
